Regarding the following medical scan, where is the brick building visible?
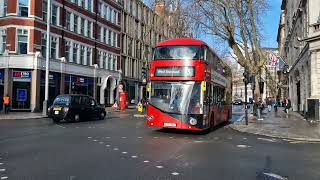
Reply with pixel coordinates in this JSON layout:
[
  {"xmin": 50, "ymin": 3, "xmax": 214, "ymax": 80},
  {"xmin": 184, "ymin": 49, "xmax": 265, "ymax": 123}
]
[{"xmin": 0, "ymin": 0, "xmax": 122, "ymax": 112}]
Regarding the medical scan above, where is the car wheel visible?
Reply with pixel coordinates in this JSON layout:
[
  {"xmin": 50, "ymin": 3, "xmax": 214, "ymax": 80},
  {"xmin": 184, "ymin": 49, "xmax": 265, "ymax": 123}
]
[
  {"xmin": 74, "ymin": 114, "xmax": 80, "ymax": 122},
  {"xmin": 99, "ymin": 112, "xmax": 106, "ymax": 120}
]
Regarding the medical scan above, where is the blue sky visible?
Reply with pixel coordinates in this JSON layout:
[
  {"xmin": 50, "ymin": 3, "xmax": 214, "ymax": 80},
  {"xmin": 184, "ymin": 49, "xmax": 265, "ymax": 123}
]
[{"xmin": 260, "ymin": 0, "xmax": 282, "ymax": 48}]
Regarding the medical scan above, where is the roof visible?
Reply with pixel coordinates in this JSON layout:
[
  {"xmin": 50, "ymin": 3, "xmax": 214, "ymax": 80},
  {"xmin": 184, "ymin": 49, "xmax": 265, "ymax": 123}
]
[{"xmin": 156, "ymin": 38, "xmax": 208, "ymax": 47}]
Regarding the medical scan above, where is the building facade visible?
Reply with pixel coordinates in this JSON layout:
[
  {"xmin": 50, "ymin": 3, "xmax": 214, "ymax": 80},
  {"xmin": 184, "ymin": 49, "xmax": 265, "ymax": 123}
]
[
  {"xmin": 277, "ymin": 0, "xmax": 320, "ymax": 113},
  {"xmin": 121, "ymin": 0, "xmax": 177, "ymax": 103},
  {"xmin": 0, "ymin": 0, "xmax": 122, "ymax": 112}
]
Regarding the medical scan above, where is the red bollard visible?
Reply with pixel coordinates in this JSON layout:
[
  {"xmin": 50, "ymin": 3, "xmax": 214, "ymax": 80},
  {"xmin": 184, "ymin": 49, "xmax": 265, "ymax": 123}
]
[{"xmin": 119, "ymin": 92, "xmax": 127, "ymax": 110}]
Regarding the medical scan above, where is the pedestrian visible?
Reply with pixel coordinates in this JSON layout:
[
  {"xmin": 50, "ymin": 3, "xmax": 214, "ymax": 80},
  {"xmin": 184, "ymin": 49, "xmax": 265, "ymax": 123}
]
[
  {"xmin": 255, "ymin": 97, "xmax": 264, "ymax": 121},
  {"xmin": 273, "ymin": 97, "xmax": 278, "ymax": 112},
  {"xmin": 266, "ymin": 97, "xmax": 272, "ymax": 112},
  {"xmin": 3, "ymin": 94, "xmax": 10, "ymax": 114},
  {"xmin": 284, "ymin": 96, "xmax": 291, "ymax": 114}
]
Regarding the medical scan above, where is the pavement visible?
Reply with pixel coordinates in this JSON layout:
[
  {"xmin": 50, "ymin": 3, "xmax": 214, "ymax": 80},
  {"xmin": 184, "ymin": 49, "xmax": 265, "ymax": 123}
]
[
  {"xmin": 0, "ymin": 112, "xmax": 46, "ymax": 120},
  {"xmin": 1, "ymin": 111, "xmax": 320, "ymax": 179},
  {"xmin": 229, "ymin": 107, "xmax": 320, "ymax": 142}
]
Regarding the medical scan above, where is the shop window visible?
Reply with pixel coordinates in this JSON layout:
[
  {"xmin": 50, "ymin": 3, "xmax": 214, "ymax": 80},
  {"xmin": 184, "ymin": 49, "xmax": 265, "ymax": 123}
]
[
  {"xmin": 19, "ymin": 0, "xmax": 28, "ymax": 17},
  {"xmin": 17, "ymin": 29, "xmax": 28, "ymax": 54}
]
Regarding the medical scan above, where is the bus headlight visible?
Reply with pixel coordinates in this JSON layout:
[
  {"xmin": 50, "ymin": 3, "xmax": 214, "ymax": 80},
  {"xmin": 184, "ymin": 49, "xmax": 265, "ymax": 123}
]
[
  {"xmin": 189, "ymin": 117, "xmax": 197, "ymax": 125},
  {"xmin": 147, "ymin": 115, "xmax": 154, "ymax": 121}
]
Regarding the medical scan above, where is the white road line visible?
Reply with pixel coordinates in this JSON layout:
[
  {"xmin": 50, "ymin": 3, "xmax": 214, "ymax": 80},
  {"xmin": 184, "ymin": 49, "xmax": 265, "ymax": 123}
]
[
  {"xmin": 0, "ymin": 163, "xmax": 3, "ymax": 165},
  {"xmin": 93, "ymin": 140, "xmax": 98, "ymax": 142},
  {"xmin": 137, "ymin": 137, "xmax": 143, "ymax": 139},
  {"xmin": 121, "ymin": 137, "xmax": 127, "ymax": 139},
  {"xmin": 143, "ymin": 160, "xmax": 149, "ymax": 163},
  {"xmin": 169, "ymin": 137, "xmax": 173, "ymax": 139},
  {"xmin": 106, "ymin": 137, "xmax": 111, "ymax": 139},
  {"xmin": 156, "ymin": 166, "xmax": 164, "ymax": 169},
  {"xmin": 257, "ymin": 138, "xmax": 277, "ymax": 142},
  {"xmin": 0, "ymin": 169, "xmax": 5, "ymax": 172},
  {"xmin": 76, "ymin": 127, "xmax": 79, "ymax": 129},
  {"xmin": 99, "ymin": 142, "xmax": 104, "ymax": 144},
  {"xmin": 237, "ymin": 145, "xmax": 251, "ymax": 148},
  {"xmin": 87, "ymin": 137, "xmax": 92, "ymax": 139},
  {"xmin": 122, "ymin": 152, "xmax": 128, "ymax": 154},
  {"xmin": 171, "ymin": 172, "xmax": 179, "ymax": 176},
  {"xmin": 131, "ymin": 156, "xmax": 138, "ymax": 158},
  {"xmin": 153, "ymin": 137, "xmax": 158, "ymax": 138},
  {"xmin": 0, "ymin": 176, "xmax": 8, "ymax": 179},
  {"xmin": 56, "ymin": 124, "xmax": 66, "ymax": 129},
  {"xmin": 106, "ymin": 145, "xmax": 111, "ymax": 147},
  {"xmin": 243, "ymin": 138, "xmax": 247, "ymax": 140},
  {"xmin": 113, "ymin": 148, "xmax": 119, "ymax": 151}
]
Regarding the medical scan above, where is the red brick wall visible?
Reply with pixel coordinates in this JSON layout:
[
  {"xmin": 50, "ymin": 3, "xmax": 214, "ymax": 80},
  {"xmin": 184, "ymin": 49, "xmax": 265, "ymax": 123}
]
[
  {"xmin": 7, "ymin": 0, "xmax": 17, "ymax": 14},
  {"xmin": 7, "ymin": 28, "xmax": 16, "ymax": 52},
  {"xmin": 30, "ymin": 0, "xmax": 42, "ymax": 17}
]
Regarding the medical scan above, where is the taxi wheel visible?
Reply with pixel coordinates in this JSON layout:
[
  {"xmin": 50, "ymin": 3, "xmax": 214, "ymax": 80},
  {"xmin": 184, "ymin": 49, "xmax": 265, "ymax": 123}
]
[
  {"xmin": 74, "ymin": 114, "xmax": 81, "ymax": 122},
  {"xmin": 99, "ymin": 112, "xmax": 106, "ymax": 120}
]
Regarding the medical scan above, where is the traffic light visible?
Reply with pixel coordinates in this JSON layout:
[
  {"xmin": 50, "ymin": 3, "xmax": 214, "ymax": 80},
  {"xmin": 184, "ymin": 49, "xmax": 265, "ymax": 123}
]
[{"xmin": 142, "ymin": 67, "xmax": 147, "ymax": 85}]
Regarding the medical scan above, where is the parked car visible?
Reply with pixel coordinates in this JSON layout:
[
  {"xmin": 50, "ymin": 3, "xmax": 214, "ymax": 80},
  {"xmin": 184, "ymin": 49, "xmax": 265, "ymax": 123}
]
[
  {"xmin": 233, "ymin": 99, "xmax": 243, "ymax": 105},
  {"xmin": 48, "ymin": 94, "xmax": 106, "ymax": 123}
]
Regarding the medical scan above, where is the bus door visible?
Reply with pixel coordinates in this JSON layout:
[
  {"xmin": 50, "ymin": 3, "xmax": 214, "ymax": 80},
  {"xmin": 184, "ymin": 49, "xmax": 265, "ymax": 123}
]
[
  {"xmin": 213, "ymin": 86, "xmax": 222, "ymax": 125},
  {"xmin": 201, "ymin": 81, "xmax": 211, "ymax": 128}
]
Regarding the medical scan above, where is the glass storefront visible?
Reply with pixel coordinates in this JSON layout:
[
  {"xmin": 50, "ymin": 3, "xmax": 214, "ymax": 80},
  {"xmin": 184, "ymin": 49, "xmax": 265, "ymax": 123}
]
[
  {"xmin": 64, "ymin": 74, "xmax": 93, "ymax": 96},
  {"xmin": 40, "ymin": 71, "xmax": 61, "ymax": 109},
  {"xmin": 11, "ymin": 71, "xmax": 31, "ymax": 110}
]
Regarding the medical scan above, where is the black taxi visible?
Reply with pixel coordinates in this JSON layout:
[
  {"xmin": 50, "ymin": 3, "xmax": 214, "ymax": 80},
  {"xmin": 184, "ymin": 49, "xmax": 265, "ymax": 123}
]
[{"xmin": 48, "ymin": 94, "xmax": 106, "ymax": 123}]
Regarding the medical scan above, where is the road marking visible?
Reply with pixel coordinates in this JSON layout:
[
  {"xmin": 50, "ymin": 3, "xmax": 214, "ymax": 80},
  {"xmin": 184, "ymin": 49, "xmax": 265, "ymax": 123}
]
[
  {"xmin": 143, "ymin": 160, "xmax": 149, "ymax": 163},
  {"xmin": 171, "ymin": 172, "xmax": 179, "ymax": 176},
  {"xmin": 113, "ymin": 148, "xmax": 119, "ymax": 151},
  {"xmin": 93, "ymin": 140, "xmax": 98, "ymax": 142},
  {"xmin": 76, "ymin": 127, "xmax": 79, "ymax": 129},
  {"xmin": 106, "ymin": 145, "xmax": 110, "ymax": 147},
  {"xmin": 237, "ymin": 145, "xmax": 251, "ymax": 148},
  {"xmin": 99, "ymin": 142, "xmax": 104, "ymax": 144},
  {"xmin": 131, "ymin": 156, "xmax": 138, "ymax": 158},
  {"xmin": 258, "ymin": 138, "xmax": 277, "ymax": 142},
  {"xmin": 0, "ymin": 176, "xmax": 8, "ymax": 179},
  {"xmin": 243, "ymin": 138, "xmax": 247, "ymax": 140},
  {"xmin": 156, "ymin": 166, "xmax": 163, "ymax": 169},
  {"xmin": 56, "ymin": 124, "xmax": 66, "ymax": 128},
  {"xmin": 122, "ymin": 152, "xmax": 128, "ymax": 154},
  {"xmin": 228, "ymin": 137, "xmax": 233, "ymax": 140},
  {"xmin": 121, "ymin": 137, "xmax": 127, "ymax": 139},
  {"xmin": 214, "ymin": 137, "xmax": 219, "ymax": 140},
  {"xmin": 169, "ymin": 137, "xmax": 173, "ymax": 139},
  {"xmin": 106, "ymin": 137, "xmax": 111, "ymax": 139},
  {"xmin": 138, "ymin": 137, "xmax": 143, "ymax": 139},
  {"xmin": 194, "ymin": 141, "xmax": 204, "ymax": 143},
  {"xmin": 0, "ymin": 163, "xmax": 3, "ymax": 165},
  {"xmin": 153, "ymin": 137, "xmax": 158, "ymax": 139},
  {"xmin": 88, "ymin": 137, "xmax": 92, "ymax": 139},
  {"xmin": 0, "ymin": 169, "xmax": 5, "ymax": 172},
  {"xmin": 262, "ymin": 172, "xmax": 288, "ymax": 180}
]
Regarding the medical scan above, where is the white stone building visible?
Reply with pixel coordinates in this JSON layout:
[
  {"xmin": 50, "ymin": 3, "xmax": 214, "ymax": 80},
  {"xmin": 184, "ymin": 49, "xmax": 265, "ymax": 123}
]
[{"xmin": 277, "ymin": 0, "xmax": 320, "ymax": 113}]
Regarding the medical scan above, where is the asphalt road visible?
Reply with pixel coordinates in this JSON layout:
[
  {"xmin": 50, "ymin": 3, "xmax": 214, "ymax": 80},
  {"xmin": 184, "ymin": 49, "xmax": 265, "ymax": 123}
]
[{"xmin": 1, "ymin": 110, "xmax": 320, "ymax": 180}]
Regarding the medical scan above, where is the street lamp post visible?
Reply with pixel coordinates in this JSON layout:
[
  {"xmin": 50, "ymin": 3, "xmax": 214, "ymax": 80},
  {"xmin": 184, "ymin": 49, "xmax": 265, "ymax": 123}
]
[
  {"xmin": 93, "ymin": 64, "xmax": 98, "ymax": 99},
  {"xmin": 43, "ymin": 0, "xmax": 51, "ymax": 115},
  {"xmin": 116, "ymin": 69, "xmax": 122, "ymax": 103}
]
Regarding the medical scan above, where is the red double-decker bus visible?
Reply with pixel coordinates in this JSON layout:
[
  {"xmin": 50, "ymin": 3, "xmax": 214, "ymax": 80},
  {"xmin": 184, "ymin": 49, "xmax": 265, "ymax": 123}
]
[{"xmin": 146, "ymin": 38, "xmax": 232, "ymax": 131}]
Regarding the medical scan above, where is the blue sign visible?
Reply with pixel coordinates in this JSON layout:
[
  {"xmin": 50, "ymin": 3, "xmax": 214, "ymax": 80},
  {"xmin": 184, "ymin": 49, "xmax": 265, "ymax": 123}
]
[{"xmin": 17, "ymin": 89, "xmax": 27, "ymax": 102}]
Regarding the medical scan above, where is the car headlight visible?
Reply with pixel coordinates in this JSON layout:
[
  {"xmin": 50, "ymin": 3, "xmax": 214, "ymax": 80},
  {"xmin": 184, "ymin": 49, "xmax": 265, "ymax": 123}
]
[{"xmin": 189, "ymin": 117, "xmax": 197, "ymax": 125}]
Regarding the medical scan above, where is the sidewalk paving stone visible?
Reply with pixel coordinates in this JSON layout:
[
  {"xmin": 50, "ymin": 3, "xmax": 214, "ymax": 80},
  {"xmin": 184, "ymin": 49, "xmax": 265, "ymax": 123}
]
[
  {"xmin": 229, "ymin": 108, "xmax": 320, "ymax": 142},
  {"xmin": 0, "ymin": 112, "xmax": 46, "ymax": 120}
]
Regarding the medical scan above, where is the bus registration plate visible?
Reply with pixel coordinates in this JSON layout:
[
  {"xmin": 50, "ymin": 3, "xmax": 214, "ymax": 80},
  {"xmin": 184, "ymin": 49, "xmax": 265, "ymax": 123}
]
[{"xmin": 164, "ymin": 123, "xmax": 176, "ymax": 127}]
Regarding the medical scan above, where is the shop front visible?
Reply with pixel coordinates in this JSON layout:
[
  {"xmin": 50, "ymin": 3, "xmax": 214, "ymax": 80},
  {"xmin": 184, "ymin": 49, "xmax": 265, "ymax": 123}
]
[
  {"xmin": 64, "ymin": 75, "xmax": 93, "ymax": 96},
  {"xmin": 0, "ymin": 69, "xmax": 4, "ymax": 111},
  {"xmin": 11, "ymin": 70, "xmax": 31, "ymax": 111},
  {"xmin": 40, "ymin": 71, "xmax": 61, "ymax": 110}
]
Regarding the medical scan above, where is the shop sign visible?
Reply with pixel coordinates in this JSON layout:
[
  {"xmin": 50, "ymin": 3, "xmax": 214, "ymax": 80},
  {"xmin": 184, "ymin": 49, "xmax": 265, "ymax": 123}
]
[
  {"xmin": 13, "ymin": 71, "xmax": 31, "ymax": 82},
  {"xmin": 17, "ymin": 89, "xmax": 27, "ymax": 102}
]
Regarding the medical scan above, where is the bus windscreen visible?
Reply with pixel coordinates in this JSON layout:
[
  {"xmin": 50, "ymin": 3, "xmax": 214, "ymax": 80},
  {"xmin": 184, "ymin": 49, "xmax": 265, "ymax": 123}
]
[{"xmin": 153, "ymin": 46, "xmax": 202, "ymax": 60}]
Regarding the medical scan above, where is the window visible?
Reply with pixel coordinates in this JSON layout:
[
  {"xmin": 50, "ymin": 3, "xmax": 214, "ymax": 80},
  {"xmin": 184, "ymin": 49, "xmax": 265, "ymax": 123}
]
[
  {"xmin": 73, "ymin": 44, "xmax": 78, "ymax": 63},
  {"xmin": 18, "ymin": 0, "xmax": 29, "ymax": 17},
  {"xmin": 108, "ymin": 8, "xmax": 112, "ymax": 21},
  {"xmin": 3, "ymin": 0, "xmax": 7, "ymax": 17},
  {"xmin": 87, "ymin": 21, "xmax": 92, "ymax": 38},
  {"xmin": 104, "ymin": 28, "xmax": 108, "ymax": 43},
  {"xmin": 41, "ymin": 33, "xmax": 46, "ymax": 57},
  {"xmin": 80, "ymin": 45, "xmax": 85, "ymax": 65},
  {"xmin": 113, "ymin": 55, "xmax": 117, "ymax": 71},
  {"xmin": 65, "ymin": 41, "xmax": 71, "ymax": 62},
  {"xmin": 73, "ymin": 0, "xmax": 79, "ymax": 5},
  {"xmin": 42, "ymin": 0, "xmax": 47, "ymax": 22},
  {"xmin": 108, "ymin": 30, "xmax": 112, "ymax": 45},
  {"xmin": 97, "ymin": 26, "xmax": 101, "ymax": 41},
  {"xmin": 80, "ymin": 18, "xmax": 85, "ymax": 35},
  {"xmin": 52, "ymin": 5, "xmax": 58, "ymax": 26},
  {"xmin": 51, "ymin": 37, "xmax": 57, "ymax": 59},
  {"xmin": 88, "ymin": 0, "xmax": 92, "ymax": 11},
  {"xmin": 104, "ymin": 5, "xmax": 108, "ymax": 19},
  {"xmin": 108, "ymin": 54, "xmax": 112, "ymax": 70},
  {"xmin": 65, "ymin": 12, "xmax": 71, "ymax": 30},
  {"xmin": 97, "ymin": 51, "xmax": 102, "ymax": 68},
  {"xmin": 81, "ymin": 0, "xmax": 85, "ymax": 8},
  {"xmin": 0, "ymin": 29, "xmax": 6, "ymax": 54},
  {"xmin": 113, "ymin": 33, "xmax": 116, "ymax": 47},
  {"xmin": 104, "ymin": 53, "xmax": 108, "ymax": 69},
  {"xmin": 73, "ymin": 14, "xmax": 78, "ymax": 33},
  {"xmin": 97, "ymin": 2, "xmax": 102, "ymax": 15},
  {"xmin": 113, "ymin": 11, "xmax": 117, "ymax": 24},
  {"xmin": 86, "ymin": 48, "xmax": 91, "ymax": 65},
  {"xmin": 17, "ymin": 29, "xmax": 28, "ymax": 54}
]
